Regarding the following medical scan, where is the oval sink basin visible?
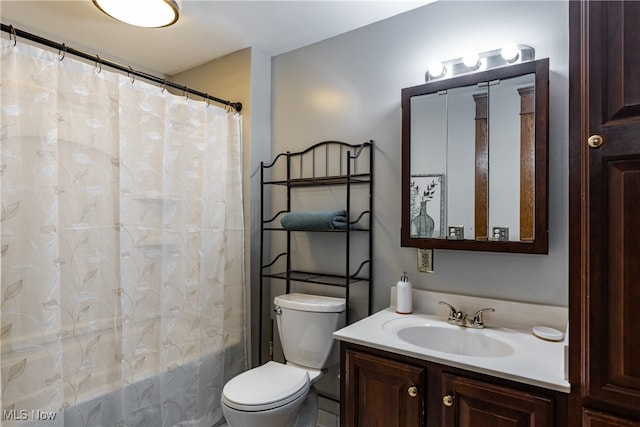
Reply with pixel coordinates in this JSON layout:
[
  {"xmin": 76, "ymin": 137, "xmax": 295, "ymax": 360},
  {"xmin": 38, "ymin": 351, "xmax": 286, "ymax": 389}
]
[
  {"xmin": 396, "ymin": 325, "xmax": 514, "ymax": 357},
  {"xmin": 383, "ymin": 318, "xmax": 515, "ymax": 358}
]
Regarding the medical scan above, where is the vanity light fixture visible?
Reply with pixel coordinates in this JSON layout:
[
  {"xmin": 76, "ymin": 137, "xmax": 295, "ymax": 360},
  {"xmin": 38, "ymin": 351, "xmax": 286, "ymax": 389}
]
[
  {"xmin": 425, "ymin": 44, "xmax": 535, "ymax": 81},
  {"xmin": 93, "ymin": 0, "xmax": 180, "ymax": 28}
]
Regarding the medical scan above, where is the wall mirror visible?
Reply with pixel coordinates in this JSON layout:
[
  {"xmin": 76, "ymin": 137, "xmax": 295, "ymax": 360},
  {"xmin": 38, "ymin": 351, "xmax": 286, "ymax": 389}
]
[{"xmin": 401, "ymin": 58, "xmax": 549, "ymax": 253}]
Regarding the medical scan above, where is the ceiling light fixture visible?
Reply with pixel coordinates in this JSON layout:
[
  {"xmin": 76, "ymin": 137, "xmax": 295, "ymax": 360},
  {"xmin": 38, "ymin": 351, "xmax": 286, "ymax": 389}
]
[{"xmin": 93, "ymin": 0, "xmax": 180, "ymax": 28}]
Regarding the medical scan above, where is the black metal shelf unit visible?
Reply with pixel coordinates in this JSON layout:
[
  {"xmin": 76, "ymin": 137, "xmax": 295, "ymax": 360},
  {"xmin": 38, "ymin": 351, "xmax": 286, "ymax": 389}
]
[{"xmin": 259, "ymin": 140, "xmax": 373, "ymax": 363}]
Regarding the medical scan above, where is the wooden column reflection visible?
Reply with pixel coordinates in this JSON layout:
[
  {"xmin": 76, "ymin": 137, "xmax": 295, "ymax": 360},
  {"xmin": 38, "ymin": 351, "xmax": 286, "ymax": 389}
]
[
  {"xmin": 473, "ymin": 92, "xmax": 489, "ymax": 241},
  {"xmin": 518, "ymin": 86, "xmax": 535, "ymax": 242}
]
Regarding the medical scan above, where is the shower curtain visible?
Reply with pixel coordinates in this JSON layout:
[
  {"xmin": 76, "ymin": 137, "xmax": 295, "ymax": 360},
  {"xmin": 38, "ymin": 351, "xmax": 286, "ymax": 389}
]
[{"xmin": 0, "ymin": 40, "xmax": 246, "ymax": 426}]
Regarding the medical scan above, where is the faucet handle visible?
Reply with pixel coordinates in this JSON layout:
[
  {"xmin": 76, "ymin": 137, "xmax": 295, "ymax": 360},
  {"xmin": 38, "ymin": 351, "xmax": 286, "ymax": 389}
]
[
  {"xmin": 471, "ymin": 307, "xmax": 495, "ymax": 326},
  {"xmin": 439, "ymin": 301, "xmax": 463, "ymax": 322}
]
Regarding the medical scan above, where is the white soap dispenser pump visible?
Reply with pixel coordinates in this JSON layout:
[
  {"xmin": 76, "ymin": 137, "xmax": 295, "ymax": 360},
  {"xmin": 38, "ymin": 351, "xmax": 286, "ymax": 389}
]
[{"xmin": 396, "ymin": 271, "xmax": 413, "ymax": 314}]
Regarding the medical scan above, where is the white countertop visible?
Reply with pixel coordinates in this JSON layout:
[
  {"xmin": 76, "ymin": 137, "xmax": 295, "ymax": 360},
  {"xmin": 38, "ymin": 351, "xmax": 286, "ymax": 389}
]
[{"xmin": 333, "ymin": 289, "xmax": 570, "ymax": 393}]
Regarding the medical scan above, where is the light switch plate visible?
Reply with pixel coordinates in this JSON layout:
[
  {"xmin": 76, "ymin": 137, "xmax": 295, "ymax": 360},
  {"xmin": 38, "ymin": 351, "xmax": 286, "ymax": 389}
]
[{"xmin": 418, "ymin": 249, "xmax": 434, "ymax": 273}]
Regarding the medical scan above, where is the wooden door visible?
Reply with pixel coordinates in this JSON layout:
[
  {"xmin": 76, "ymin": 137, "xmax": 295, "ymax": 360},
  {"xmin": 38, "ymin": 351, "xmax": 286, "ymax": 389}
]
[
  {"xmin": 569, "ymin": 0, "xmax": 640, "ymax": 423},
  {"xmin": 343, "ymin": 349, "xmax": 425, "ymax": 427},
  {"xmin": 441, "ymin": 374, "xmax": 553, "ymax": 427}
]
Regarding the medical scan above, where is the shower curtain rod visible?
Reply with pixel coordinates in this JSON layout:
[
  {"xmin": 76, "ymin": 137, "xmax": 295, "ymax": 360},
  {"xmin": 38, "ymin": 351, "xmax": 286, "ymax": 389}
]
[{"xmin": 1, "ymin": 24, "xmax": 243, "ymax": 113}]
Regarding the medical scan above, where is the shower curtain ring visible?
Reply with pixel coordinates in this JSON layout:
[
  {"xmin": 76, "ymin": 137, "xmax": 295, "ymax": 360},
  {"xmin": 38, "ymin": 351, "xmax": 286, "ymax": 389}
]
[
  {"xmin": 204, "ymin": 93, "xmax": 211, "ymax": 107},
  {"xmin": 9, "ymin": 25, "xmax": 17, "ymax": 46},
  {"xmin": 58, "ymin": 43, "xmax": 67, "ymax": 61},
  {"xmin": 95, "ymin": 55, "xmax": 102, "ymax": 73},
  {"xmin": 161, "ymin": 79, "xmax": 167, "ymax": 93},
  {"xmin": 183, "ymin": 86, "xmax": 189, "ymax": 100},
  {"xmin": 128, "ymin": 66, "xmax": 135, "ymax": 84}
]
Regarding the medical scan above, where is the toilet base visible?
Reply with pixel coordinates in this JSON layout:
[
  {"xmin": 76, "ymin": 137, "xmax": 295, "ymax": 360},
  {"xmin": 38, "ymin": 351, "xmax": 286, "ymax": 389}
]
[{"xmin": 292, "ymin": 387, "xmax": 318, "ymax": 427}]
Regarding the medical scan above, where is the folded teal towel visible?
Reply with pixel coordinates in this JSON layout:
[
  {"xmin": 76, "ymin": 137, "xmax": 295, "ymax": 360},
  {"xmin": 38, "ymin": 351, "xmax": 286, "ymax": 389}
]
[{"xmin": 280, "ymin": 210, "xmax": 348, "ymax": 230}]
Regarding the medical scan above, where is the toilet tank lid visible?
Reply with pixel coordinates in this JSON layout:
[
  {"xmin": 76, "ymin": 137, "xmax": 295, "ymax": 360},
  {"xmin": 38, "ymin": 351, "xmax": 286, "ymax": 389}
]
[{"xmin": 274, "ymin": 293, "xmax": 346, "ymax": 313}]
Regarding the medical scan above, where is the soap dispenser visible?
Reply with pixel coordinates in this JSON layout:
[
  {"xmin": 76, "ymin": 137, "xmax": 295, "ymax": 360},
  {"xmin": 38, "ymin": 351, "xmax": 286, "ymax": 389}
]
[{"xmin": 396, "ymin": 272, "xmax": 413, "ymax": 314}]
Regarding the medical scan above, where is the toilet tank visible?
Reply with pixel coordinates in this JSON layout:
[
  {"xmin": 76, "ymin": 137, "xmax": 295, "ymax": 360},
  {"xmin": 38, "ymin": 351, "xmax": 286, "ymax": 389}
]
[{"xmin": 274, "ymin": 293, "xmax": 346, "ymax": 369}]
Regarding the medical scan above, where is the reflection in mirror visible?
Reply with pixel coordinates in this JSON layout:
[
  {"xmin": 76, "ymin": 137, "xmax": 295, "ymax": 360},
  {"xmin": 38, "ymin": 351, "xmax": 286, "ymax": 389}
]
[
  {"xmin": 401, "ymin": 59, "xmax": 548, "ymax": 254},
  {"xmin": 447, "ymin": 84, "xmax": 488, "ymax": 240},
  {"xmin": 409, "ymin": 91, "xmax": 446, "ymax": 238},
  {"xmin": 488, "ymin": 73, "xmax": 536, "ymax": 242}
]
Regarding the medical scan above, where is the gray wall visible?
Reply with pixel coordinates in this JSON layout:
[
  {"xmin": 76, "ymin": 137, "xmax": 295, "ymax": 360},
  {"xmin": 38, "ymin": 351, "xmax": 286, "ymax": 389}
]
[{"xmin": 270, "ymin": 1, "xmax": 569, "ymax": 312}]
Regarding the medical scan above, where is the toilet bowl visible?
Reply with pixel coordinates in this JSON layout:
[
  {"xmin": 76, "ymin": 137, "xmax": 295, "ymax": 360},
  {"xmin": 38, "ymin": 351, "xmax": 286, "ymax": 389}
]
[
  {"xmin": 221, "ymin": 293, "xmax": 346, "ymax": 427},
  {"xmin": 221, "ymin": 361, "xmax": 319, "ymax": 427}
]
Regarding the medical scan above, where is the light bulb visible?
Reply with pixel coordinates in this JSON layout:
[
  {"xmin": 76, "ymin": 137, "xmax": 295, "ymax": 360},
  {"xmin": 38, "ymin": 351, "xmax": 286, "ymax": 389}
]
[
  {"xmin": 501, "ymin": 44, "xmax": 520, "ymax": 63},
  {"xmin": 462, "ymin": 53, "xmax": 480, "ymax": 69},
  {"xmin": 427, "ymin": 62, "xmax": 446, "ymax": 79}
]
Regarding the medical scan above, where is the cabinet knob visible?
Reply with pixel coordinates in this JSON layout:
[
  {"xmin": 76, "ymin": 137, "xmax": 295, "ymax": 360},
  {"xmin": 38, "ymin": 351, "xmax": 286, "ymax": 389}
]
[
  {"xmin": 588, "ymin": 134, "xmax": 604, "ymax": 148},
  {"xmin": 442, "ymin": 394, "xmax": 454, "ymax": 407},
  {"xmin": 408, "ymin": 385, "xmax": 418, "ymax": 398}
]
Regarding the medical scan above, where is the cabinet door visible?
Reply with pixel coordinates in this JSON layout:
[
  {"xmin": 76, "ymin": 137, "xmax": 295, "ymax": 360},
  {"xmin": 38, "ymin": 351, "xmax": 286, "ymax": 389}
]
[
  {"xmin": 569, "ymin": 0, "xmax": 640, "ymax": 419},
  {"xmin": 583, "ymin": 409, "xmax": 640, "ymax": 427},
  {"xmin": 441, "ymin": 374, "xmax": 553, "ymax": 427},
  {"xmin": 344, "ymin": 349, "xmax": 425, "ymax": 427}
]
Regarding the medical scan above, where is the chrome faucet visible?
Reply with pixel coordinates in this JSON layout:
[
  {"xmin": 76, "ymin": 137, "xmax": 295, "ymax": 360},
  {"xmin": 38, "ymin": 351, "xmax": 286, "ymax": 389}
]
[
  {"xmin": 438, "ymin": 301, "xmax": 495, "ymax": 329},
  {"xmin": 439, "ymin": 301, "xmax": 464, "ymax": 325},
  {"xmin": 466, "ymin": 307, "xmax": 495, "ymax": 329}
]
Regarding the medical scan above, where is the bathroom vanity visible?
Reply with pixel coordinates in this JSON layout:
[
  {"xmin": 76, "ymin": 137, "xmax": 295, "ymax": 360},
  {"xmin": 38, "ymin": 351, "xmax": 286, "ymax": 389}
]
[{"xmin": 333, "ymin": 289, "xmax": 569, "ymax": 426}]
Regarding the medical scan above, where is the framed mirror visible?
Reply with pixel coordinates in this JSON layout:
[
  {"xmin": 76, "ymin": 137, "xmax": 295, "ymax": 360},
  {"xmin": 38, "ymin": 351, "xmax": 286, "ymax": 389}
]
[{"xmin": 401, "ymin": 59, "xmax": 549, "ymax": 253}]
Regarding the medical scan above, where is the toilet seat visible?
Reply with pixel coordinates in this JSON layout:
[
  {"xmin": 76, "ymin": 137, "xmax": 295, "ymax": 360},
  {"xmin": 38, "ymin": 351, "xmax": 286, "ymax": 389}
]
[{"xmin": 222, "ymin": 361, "xmax": 310, "ymax": 412}]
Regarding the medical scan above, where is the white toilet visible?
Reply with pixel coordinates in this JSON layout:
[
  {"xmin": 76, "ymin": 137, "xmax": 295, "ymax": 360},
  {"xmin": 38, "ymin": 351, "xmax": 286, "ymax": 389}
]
[{"xmin": 221, "ymin": 293, "xmax": 346, "ymax": 427}]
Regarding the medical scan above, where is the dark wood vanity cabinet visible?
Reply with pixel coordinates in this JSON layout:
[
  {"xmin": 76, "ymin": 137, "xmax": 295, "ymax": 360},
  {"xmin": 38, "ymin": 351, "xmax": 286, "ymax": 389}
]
[
  {"xmin": 582, "ymin": 410, "xmax": 640, "ymax": 427},
  {"xmin": 442, "ymin": 373, "xmax": 553, "ymax": 427},
  {"xmin": 343, "ymin": 348, "xmax": 426, "ymax": 427},
  {"xmin": 341, "ymin": 343, "xmax": 568, "ymax": 427}
]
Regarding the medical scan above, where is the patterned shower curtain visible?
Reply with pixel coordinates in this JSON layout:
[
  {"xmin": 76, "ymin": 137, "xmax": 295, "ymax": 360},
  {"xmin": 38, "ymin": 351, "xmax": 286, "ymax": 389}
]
[{"xmin": 0, "ymin": 40, "xmax": 246, "ymax": 426}]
